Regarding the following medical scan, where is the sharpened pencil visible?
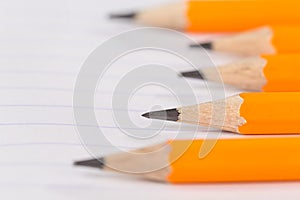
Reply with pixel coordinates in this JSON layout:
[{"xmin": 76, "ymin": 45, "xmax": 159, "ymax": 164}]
[
  {"xmin": 109, "ymin": 1, "xmax": 300, "ymax": 32},
  {"xmin": 142, "ymin": 92, "xmax": 300, "ymax": 134},
  {"xmin": 190, "ymin": 26, "xmax": 300, "ymax": 56},
  {"xmin": 180, "ymin": 54, "xmax": 300, "ymax": 92},
  {"xmin": 75, "ymin": 137, "xmax": 300, "ymax": 183}
]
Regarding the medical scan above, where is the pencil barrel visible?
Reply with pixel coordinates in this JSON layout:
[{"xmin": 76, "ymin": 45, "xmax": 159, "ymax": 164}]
[
  {"xmin": 271, "ymin": 26, "xmax": 300, "ymax": 53},
  {"xmin": 262, "ymin": 55, "xmax": 300, "ymax": 92},
  {"xmin": 187, "ymin": 0, "xmax": 300, "ymax": 32},
  {"xmin": 168, "ymin": 138, "xmax": 300, "ymax": 183},
  {"xmin": 239, "ymin": 93, "xmax": 300, "ymax": 134}
]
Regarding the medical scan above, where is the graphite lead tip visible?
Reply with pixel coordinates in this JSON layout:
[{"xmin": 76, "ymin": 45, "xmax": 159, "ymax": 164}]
[
  {"xmin": 180, "ymin": 70, "xmax": 205, "ymax": 80},
  {"xmin": 74, "ymin": 158, "xmax": 105, "ymax": 169},
  {"xmin": 109, "ymin": 12, "xmax": 137, "ymax": 19},
  {"xmin": 141, "ymin": 108, "xmax": 179, "ymax": 122},
  {"xmin": 190, "ymin": 42, "xmax": 213, "ymax": 50}
]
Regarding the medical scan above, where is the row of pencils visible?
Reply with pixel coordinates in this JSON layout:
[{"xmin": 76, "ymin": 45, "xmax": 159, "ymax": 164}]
[{"xmin": 75, "ymin": 0, "xmax": 300, "ymax": 183}]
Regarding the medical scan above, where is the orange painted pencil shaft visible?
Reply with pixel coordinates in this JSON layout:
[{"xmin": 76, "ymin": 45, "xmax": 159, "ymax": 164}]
[
  {"xmin": 187, "ymin": 0, "xmax": 300, "ymax": 32},
  {"xmin": 168, "ymin": 138, "xmax": 300, "ymax": 183},
  {"xmin": 262, "ymin": 54, "xmax": 300, "ymax": 92},
  {"xmin": 239, "ymin": 93, "xmax": 300, "ymax": 134},
  {"xmin": 271, "ymin": 26, "xmax": 300, "ymax": 53}
]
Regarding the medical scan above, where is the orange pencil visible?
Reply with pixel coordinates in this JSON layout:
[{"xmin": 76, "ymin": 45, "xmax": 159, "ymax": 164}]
[
  {"xmin": 180, "ymin": 54, "xmax": 300, "ymax": 92},
  {"xmin": 110, "ymin": 0, "xmax": 300, "ymax": 32},
  {"xmin": 191, "ymin": 26, "xmax": 300, "ymax": 56},
  {"xmin": 75, "ymin": 137, "xmax": 300, "ymax": 183},
  {"xmin": 142, "ymin": 92, "xmax": 300, "ymax": 134}
]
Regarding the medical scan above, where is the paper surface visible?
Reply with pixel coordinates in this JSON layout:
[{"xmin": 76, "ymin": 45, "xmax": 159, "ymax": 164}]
[{"xmin": 1, "ymin": 0, "xmax": 300, "ymax": 199}]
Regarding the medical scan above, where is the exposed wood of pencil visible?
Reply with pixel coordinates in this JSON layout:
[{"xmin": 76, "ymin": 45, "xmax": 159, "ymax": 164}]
[
  {"xmin": 143, "ymin": 95, "xmax": 246, "ymax": 133},
  {"xmin": 192, "ymin": 25, "xmax": 300, "ymax": 56},
  {"xmin": 75, "ymin": 137, "xmax": 300, "ymax": 183},
  {"xmin": 75, "ymin": 142, "xmax": 170, "ymax": 182},
  {"xmin": 191, "ymin": 26, "xmax": 276, "ymax": 56},
  {"xmin": 181, "ymin": 54, "xmax": 300, "ymax": 92},
  {"xmin": 110, "ymin": 2, "xmax": 187, "ymax": 30},
  {"xmin": 181, "ymin": 56, "xmax": 267, "ymax": 91}
]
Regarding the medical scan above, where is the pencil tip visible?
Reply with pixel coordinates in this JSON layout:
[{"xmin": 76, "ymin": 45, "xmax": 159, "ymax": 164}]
[
  {"xmin": 190, "ymin": 42, "xmax": 212, "ymax": 50},
  {"xmin": 74, "ymin": 158, "xmax": 105, "ymax": 169},
  {"xmin": 180, "ymin": 70, "xmax": 205, "ymax": 80},
  {"xmin": 141, "ymin": 109, "xmax": 179, "ymax": 122},
  {"xmin": 109, "ymin": 12, "xmax": 137, "ymax": 19},
  {"xmin": 141, "ymin": 112, "xmax": 150, "ymax": 119}
]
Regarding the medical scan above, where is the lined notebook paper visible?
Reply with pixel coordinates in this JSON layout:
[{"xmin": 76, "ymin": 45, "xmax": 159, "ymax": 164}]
[{"xmin": 1, "ymin": 0, "xmax": 300, "ymax": 199}]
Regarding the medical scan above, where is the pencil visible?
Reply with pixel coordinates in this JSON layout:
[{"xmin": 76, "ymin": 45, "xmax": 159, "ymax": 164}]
[
  {"xmin": 141, "ymin": 92, "xmax": 300, "ymax": 134},
  {"xmin": 75, "ymin": 137, "xmax": 300, "ymax": 183},
  {"xmin": 180, "ymin": 54, "xmax": 300, "ymax": 92},
  {"xmin": 109, "ymin": 0, "xmax": 300, "ymax": 32},
  {"xmin": 191, "ymin": 26, "xmax": 300, "ymax": 56}
]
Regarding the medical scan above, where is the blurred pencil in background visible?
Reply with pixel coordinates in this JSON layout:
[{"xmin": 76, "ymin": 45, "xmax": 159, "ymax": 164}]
[
  {"xmin": 110, "ymin": 0, "xmax": 300, "ymax": 32},
  {"xmin": 75, "ymin": 137, "xmax": 300, "ymax": 183},
  {"xmin": 190, "ymin": 26, "xmax": 300, "ymax": 56},
  {"xmin": 180, "ymin": 54, "xmax": 300, "ymax": 92}
]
